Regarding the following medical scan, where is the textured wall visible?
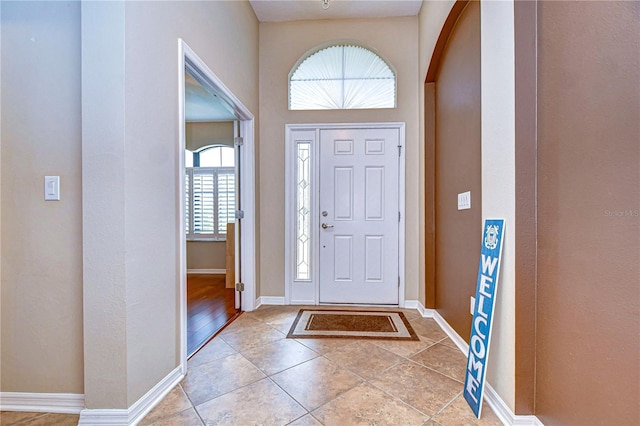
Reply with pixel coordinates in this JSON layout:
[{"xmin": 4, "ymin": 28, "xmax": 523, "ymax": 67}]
[
  {"xmin": 1, "ymin": 0, "xmax": 84, "ymax": 394},
  {"xmin": 536, "ymin": 1, "xmax": 640, "ymax": 424},
  {"xmin": 259, "ymin": 16, "xmax": 419, "ymax": 300},
  {"xmin": 434, "ymin": 1, "xmax": 482, "ymax": 340}
]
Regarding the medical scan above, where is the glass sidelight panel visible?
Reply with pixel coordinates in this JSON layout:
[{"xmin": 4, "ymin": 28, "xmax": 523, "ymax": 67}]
[{"xmin": 296, "ymin": 141, "xmax": 312, "ymax": 280}]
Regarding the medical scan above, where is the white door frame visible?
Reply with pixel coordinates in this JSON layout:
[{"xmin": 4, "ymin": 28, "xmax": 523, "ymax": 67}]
[
  {"xmin": 285, "ymin": 122, "xmax": 406, "ymax": 307},
  {"xmin": 178, "ymin": 40, "xmax": 257, "ymax": 374}
]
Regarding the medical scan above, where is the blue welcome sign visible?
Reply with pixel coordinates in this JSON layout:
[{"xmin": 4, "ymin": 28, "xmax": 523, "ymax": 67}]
[{"xmin": 464, "ymin": 219, "xmax": 505, "ymax": 418}]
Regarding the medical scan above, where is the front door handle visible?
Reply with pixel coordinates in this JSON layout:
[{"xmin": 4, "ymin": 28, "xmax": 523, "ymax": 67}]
[{"xmin": 321, "ymin": 223, "xmax": 334, "ymax": 229}]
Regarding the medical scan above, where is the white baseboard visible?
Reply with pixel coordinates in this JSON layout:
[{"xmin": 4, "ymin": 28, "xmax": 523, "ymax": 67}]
[
  {"xmin": 256, "ymin": 296, "xmax": 286, "ymax": 307},
  {"xmin": 431, "ymin": 311, "xmax": 543, "ymax": 426},
  {"xmin": 0, "ymin": 392, "xmax": 84, "ymax": 414},
  {"xmin": 433, "ymin": 310, "xmax": 469, "ymax": 353},
  {"xmin": 484, "ymin": 383, "xmax": 544, "ymax": 426},
  {"xmin": 78, "ymin": 366, "xmax": 183, "ymax": 426},
  {"xmin": 186, "ymin": 268, "xmax": 225, "ymax": 274},
  {"xmin": 289, "ymin": 299, "xmax": 315, "ymax": 305},
  {"xmin": 404, "ymin": 300, "xmax": 436, "ymax": 318}
]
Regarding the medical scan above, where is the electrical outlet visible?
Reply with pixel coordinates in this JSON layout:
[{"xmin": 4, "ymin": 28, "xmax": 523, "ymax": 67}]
[
  {"xmin": 470, "ymin": 296, "xmax": 476, "ymax": 315},
  {"xmin": 458, "ymin": 191, "xmax": 471, "ymax": 210}
]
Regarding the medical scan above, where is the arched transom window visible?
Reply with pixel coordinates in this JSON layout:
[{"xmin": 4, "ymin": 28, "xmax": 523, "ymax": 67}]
[{"xmin": 289, "ymin": 44, "xmax": 396, "ymax": 110}]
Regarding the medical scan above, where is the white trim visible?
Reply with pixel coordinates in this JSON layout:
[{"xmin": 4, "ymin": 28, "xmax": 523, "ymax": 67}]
[
  {"xmin": 433, "ymin": 310, "xmax": 469, "ymax": 354},
  {"xmin": 484, "ymin": 384, "xmax": 545, "ymax": 426},
  {"xmin": 404, "ymin": 300, "xmax": 435, "ymax": 318},
  {"xmin": 480, "ymin": 0, "xmax": 517, "ymax": 411},
  {"xmin": 178, "ymin": 39, "xmax": 257, "ymax": 376},
  {"xmin": 290, "ymin": 299, "xmax": 316, "ymax": 305},
  {"xmin": 78, "ymin": 366, "xmax": 183, "ymax": 426},
  {"xmin": 178, "ymin": 40, "xmax": 188, "ymax": 377},
  {"xmin": 186, "ymin": 268, "xmax": 226, "ymax": 275},
  {"xmin": 285, "ymin": 122, "xmax": 406, "ymax": 307},
  {"xmin": 79, "ymin": 409, "xmax": 129, "ymax": 425},
  {"xmin": 0, "ymin": 392, "xmax": 84, "ymax": 414},
  {"xmin": 432, "ymin": 311, "xmax": 543, "ymax": 426},
  {"xmin": 397, "ymin": 123, "xmax": 406, "ymax": 308},
  {"xmin": 256, "ymin": 296, "xmax": 286, "ymax": 306}
]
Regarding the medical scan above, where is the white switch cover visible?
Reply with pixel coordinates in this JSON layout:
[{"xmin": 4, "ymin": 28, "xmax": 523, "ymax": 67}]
[
  {"xmin": 470, "ymin": 296, "xmax": 476, "ymax": 315},
  {"xmin": 44, "ymin": 176, "xmax": 60, "ymax": 201},
  {"xmin": 458, "ymin": 191, "xmax": 471, "ymax": 210}
]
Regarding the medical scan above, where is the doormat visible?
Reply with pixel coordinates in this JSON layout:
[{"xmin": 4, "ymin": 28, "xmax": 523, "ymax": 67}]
[{"xmin": 287, "ymin": 309, "xmax": 419, "ymax": 341}]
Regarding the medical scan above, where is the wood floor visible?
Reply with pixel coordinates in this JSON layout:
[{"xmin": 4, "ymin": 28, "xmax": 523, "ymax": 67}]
[{"xmin": 187, "ymin": 274, "xmax": 239, "ymax": 357}]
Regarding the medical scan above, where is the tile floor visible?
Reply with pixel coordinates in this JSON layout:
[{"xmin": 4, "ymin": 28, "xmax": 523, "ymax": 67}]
[{"xmin": 0, "ymin": 305, "xmax": 502, "ymax": 426}]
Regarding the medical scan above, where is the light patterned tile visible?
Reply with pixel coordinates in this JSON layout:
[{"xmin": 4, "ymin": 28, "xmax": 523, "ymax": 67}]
[
  {"xmin": 409, "ymin": 318, "xmax": 448, "ymax": 341},
  {"xmin": 219, "ymin": 322, "xmax": 286, "ymax": 352},
  {"xmin": 17, "ymin": 414, "xmax": 79, "ymax": 426},
  {"xmin": 187, "ymin": 337, "xmax": 237, "ymax": 369},
  {"xmin": 294, "ymin": 337, "xmax": 355, "ymax": 355},
  {"xmin": 372, "ymin": 335, "xmax": 437, "ymax": 358},
  {"xmin": 371, "ymin": 360, "xmax": 462, "ymax": 416},
  {"xmin": 323, "ymin": 341, "xmax": 404, "ymax": 380},
  {"xmin": 265, "ymin": 312, "xmax": 299, "ymax": 335},
  {"xmin": 271, "ymin": 356, "xmax": 363, "ymax": 411},
  {"xmin": 181, "ymin": 352, "xmax": 265, "ymax": 405},
  {"xmin": 242, "ymin": 338, "xmax": 319, "ymax": 375},
  {"xmin": 140, "ymin": 385, "xmax": 193, "ymax": 425},
  {"xmin": 218, "ymin": 314, "xmax": 262, "ymax": 335},
  {"xmin": 438, "ymin": 337, "xmax": 461, "ymax": 351},
  {"xmin": 287, "ymin": 414, "xmax": 323, "ymax": 426},
  {"xmin": 433, "ymin": 394, "xmax": 502, "ymax": 426},
  {"xmin": 245, "ymin": 306, "xmax": 300, "ymax": 323},
  {"xmin": 411, "ymin": 343, "xmax": 467, "ymax": 382},
  {"xmin": 196, "ymin": 378, "xmax": 306, "ymax": 426},
  {"xmin": 312, "ymin": 382, "xmax": 428, "ymax": 425},
  {"xmin": 146, "ymin": 408, "xmax": 203, "ymax": 426},
  {"xmin": 1, "ymin": 412, "xmax": 45, "ymax": 426}
]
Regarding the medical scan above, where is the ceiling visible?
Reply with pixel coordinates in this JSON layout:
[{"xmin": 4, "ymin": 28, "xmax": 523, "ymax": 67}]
[
  {"xmin": 249, "ymin": 0, "xmax": 423, "ymax": 22},
  {"xmin": 185, "ymin": 72, "xmax": 237, "ymax": 122}
]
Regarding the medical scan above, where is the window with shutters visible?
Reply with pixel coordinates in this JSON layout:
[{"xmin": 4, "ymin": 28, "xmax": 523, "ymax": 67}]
[{"xmin": 185, "ymin": 145, "xmax": 235, "ymax": 241}]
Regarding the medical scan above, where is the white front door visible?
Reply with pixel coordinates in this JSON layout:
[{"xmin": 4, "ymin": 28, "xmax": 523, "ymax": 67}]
[{"xmin": 319, "ymin": 128, "xmax": 400, "ymax": 304}]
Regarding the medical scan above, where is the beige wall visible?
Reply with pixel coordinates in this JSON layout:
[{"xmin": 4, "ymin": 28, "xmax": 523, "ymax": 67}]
[
  {"xmin": 1, "ymin": 0, "xmax": 258, "ymax": 408},
  {"xmin": 186, "ymin": 121, "xmax": 234, "ymax": 151},
  {"xmin": 259, "ymin": 16, "xmax": 419, "ymax": 299},
  {"xmin": 536, "ymin": 1, "xmax": 639, "ymax": 424},
  {"xmin": 419, "ymin": 1, "xmax": 456, "ymax": 308},
  {"xmin": 187, "ymin": 242, "xmax": 226, "ymax": 271},
  {"xmin": 97, "ymin": 0, "xmax": 256, "ymax": 407},
  {"xmin": 420, "ymin": 0, "xmax": 518, "ymax": 410},
  {"xmin": 1, "ymin": 0, "xmax": 84, "ymax": 394}
]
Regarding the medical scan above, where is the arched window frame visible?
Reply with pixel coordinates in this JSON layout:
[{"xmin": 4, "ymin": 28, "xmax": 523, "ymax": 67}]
[{"xmin": 288, "ymin": 41, "xmax": 397, "ymax": 111}]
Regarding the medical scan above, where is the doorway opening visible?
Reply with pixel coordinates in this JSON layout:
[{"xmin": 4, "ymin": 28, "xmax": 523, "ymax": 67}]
[{"xmin": 179, "ymin": 40, "xmax": 256, "ymax": 367}]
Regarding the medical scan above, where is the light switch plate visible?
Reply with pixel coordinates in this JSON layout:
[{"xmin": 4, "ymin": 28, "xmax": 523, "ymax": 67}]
[
  {"xmin": 45, "ymin": 176, "xmax": 60, "ymax": 201},
  {"xmin": 458, "ymin": 191, "xmax": 471, "ymax": 210}
]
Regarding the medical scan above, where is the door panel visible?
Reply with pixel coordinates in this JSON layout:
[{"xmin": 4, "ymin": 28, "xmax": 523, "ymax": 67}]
[{"xmin": 319, "ymin": 128, "xmax": 399, "ymax": 304}]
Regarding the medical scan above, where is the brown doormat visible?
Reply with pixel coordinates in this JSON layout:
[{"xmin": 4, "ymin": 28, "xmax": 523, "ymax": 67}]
[{"xmin": 287, "ymin": 309, "xmax": 419, "ymax": 341}]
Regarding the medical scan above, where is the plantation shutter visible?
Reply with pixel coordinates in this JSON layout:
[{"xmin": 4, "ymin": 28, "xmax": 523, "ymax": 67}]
[
  {"xmin": 185, "ymin": 166, "xmax": 235, "ymax": 240},
  {"xmin": 192, "ymin": 168, "xmax": 215, "ymax": 235},
  {"xmin": 217, "ymin": 168, "xmax": 235, "ymax": 236}
]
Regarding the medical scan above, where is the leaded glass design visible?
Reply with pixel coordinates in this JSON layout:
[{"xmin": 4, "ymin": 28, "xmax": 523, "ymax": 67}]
[
  {"xmin": 296, "ymin": 142, "xmax": 312, "ymax": 280},
  {"xmin": 289, "ymin": 44, "xmax": 396, "ymax": 110}
]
